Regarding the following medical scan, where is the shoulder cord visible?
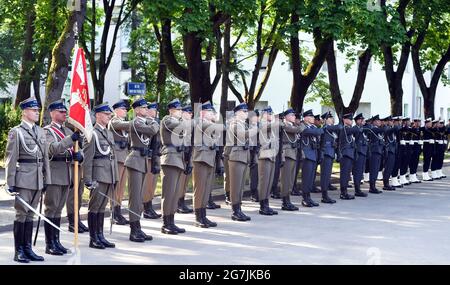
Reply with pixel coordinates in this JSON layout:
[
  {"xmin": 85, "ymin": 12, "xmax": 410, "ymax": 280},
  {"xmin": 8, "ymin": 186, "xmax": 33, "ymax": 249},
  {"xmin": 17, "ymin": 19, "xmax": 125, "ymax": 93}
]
[
  {"xmin": 283, "ymin": 125, "xmax": 298, "ymax": 144},
  {"xmin": 259, "ymin": 122, "xmax": 276, "ymax": 144},
  {"xmin": 344, "ymin": 126, "xmax": 353, "ymax": 144},
  {"xmin": 43, "ymin": 126, "xmax": 70, "ymax": 160},
  {"xmin": 230, "ymin": 120, "xmax": 248, "ymax": 145},
  {"xmin": 17, "ymin": 127, "xmax": 39, "ymax": 155},
  {"xmin": 92, "ymin": 131, "xmax": 111, "ymax": 155},
  {"xmin": 132, "ymin": 118, "xmax": 150, "ymax": 146},
  {"xmin": 163, "ymin": 117, "xmax": 186, "ymax": 138},
  {"xmin": 108, "ymin": 118, "xmax": 128, "ymax": 139}
]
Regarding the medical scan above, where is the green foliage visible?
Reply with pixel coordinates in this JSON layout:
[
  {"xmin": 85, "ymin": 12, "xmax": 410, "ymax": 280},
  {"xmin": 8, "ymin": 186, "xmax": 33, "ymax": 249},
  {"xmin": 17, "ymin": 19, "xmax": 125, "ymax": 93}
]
[
  {"xmin": 0, "ymin": 102, "xmax": 22, "ymax": 159},
  {"xmin": 305, "ymin": 73, "xmax": 334, "ymax": 107}
]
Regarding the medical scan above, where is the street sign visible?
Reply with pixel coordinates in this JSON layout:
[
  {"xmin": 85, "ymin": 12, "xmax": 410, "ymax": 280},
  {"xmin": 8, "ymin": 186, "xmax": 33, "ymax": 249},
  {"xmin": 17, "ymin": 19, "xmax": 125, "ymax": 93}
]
[{"xmin": 126, "ymin": 82, "xmax": 146, "ymax": 96}]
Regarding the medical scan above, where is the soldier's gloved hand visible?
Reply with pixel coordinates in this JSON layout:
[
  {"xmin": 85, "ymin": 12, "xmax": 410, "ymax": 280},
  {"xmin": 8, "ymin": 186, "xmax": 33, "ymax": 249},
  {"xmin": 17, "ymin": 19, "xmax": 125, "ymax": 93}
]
[
  {"xmin": 5, "ymin": 186, "xmax": 18, "ymax": 196},
  {"xmin": 71, "ymin": 131, "xmax": 81, "ymax": 142},
  {"xmin": 73, "ymin": 152, "xmax": 84, "ymax": 163},
  {"xmin": 151, "ymin": 165, "xmax": 161, "ymax": 174},
  {"xmin": 184, "ymin": 166, "xmax": 193, "ymax": 175},
  {"xmin": 85, "ymin": 181, "xmax": 98, "ymax": 191}
]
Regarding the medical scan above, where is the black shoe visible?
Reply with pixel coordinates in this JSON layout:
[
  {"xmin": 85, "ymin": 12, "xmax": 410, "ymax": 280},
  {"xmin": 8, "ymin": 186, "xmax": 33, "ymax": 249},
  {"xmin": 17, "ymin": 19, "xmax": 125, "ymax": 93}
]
[
  {"xmin": 264, "ymin": 199, "xmax": 278, "ymax": 215},
  {"xmin": 355, "ymin": 191, "xmax": 368, "ymax": 197},
  {"xmin": 308, "ymin": 195, "xmax": 319, "ymax": 207},
  {"xmin": 67, "ymin": 213, "xmax": 84, "ymax": 233},
  {"xmin": 231, "ymin": 204, "xmax": 247, "ymax": 221},
  {"xmin": 78, "ymin": 217, "xmax": 89, "ymax": 232},
  {"xmin": 143, "ymin": 201, "xmax": 162, "ymax": 219},
  {"xmin": 23, "ymin": 221, "xmax": 45, "ymax": 261},
  {"xmin": 282, "ymin": 196, "xmax": 299, "ymax": 211},
  {"xmin": 44, "ymin": 218, "xmax": 64, "ymax": 255},
  {"xmin": 311, "ymin": 187, "xmax": 321, "ymax": 193},
  {"xmin": 291, "ymin": 189, "xmax": 302, "ymax": 196},
  {"xmin": 97, "ymin": 213, "xmax": 115, "ymax": 248},
  {"xmin": 87, "ymin": 213, "xmax": 105, "ymax": 249},
  {"xmin": 52, "ymin": 218, "xmax": 69, "ymax": 254},
  {"xmin": 301, "ymin": 199, "xmax": 314, "ymax": 207},
  {"xmin": 194, "ymin": 208, "xmax": 209, "ymax": 228},
  {"xmin": 13, "ymin": 221, "xmax": 30, "ymax": 263},
  {"xmin": 369, "ymin": 189, "xmax": 383, "ymax": 194},
  {"xmin": 383, "ymin": 185, "xmax": 396, "ymax": 191},
  {"xmin": 239, "ymin": 205, "xmax": 251, "ymax": 221},
  {"xmin": 250, "ymin": 192, "xmax": 259, "ymax": 202},
  {"xmin": 206, "ymin": 194, "xmax": 221, "ymax": 209},
  {"xmin": 202, "ymin": 208, "xmax": 217, "ymax": 227},
  {"xmin": 136, "ymin": 221, "xmax": 153, "ymax": 241},
  {"xmin": 328, "ymin": 184, "xmax": 338, "ymax": 191},
  {"xmin": 259, "ymin": 199, "xmax": 273, "ymax": 215},
  {"xmin": 161, "ymin": 216, "xmax": 178, "ymax": 235},
  {"xmin": 113, "ymin": 205, "xmax": 129, "ymax": 225},
  {"xmin": 129, "ymin": 221, "xmax": 145, "ymax": 242},
  {"xmin": 177, "ymin": 197, "xmax": 194, "ymax": 213},
  {"xmin": 321, "ymin": 194, "xmax": 336, "ymax": 204},
  {"xmin": 170, "ymin": 215, "xmax": 186, "ymax": 233},
  {"xmin": 340, "ymin": 191, "xmax": 355, "ymax": 200}
]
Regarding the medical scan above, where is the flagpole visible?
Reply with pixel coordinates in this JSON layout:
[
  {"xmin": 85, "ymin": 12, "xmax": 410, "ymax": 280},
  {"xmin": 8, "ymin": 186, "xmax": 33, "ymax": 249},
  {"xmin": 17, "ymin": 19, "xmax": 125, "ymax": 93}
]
[{"xmin": 73, "ymin": 20, "xmax": 79, "ymax": 250}]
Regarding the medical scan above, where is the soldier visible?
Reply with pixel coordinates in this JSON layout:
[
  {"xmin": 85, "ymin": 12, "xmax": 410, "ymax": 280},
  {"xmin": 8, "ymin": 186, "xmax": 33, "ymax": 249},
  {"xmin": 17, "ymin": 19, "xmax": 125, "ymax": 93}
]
[
  {"xmin": 160, "ymin": 99, "xmax": 191, "ymax": 234},
  {"xmin": 291, "ymin": 114, "xmax": 303, "ymax": 196},
  {"xmin": 5, "ymin": 97, "xmax": 50, "ymax": 263},
  {"xmin": 319, "ymin": 111, "xmax": 341, "ymax": 204},
  {"xmin": 300, "ymin": 109, "xmax": 323, "ymax": 207},
  {"xmin": 363, "ymin": 118, "xmax": 373, "ymax": 183},
  {"xmin": 248, "ymin": 109, "xmax": 260, "ymax": 202},
  {"xmin": 226, "ymin": 102, "xmax": 256, "ymax": 221},
  {"xmin": 430, "ymin": 119, "xmax": 441, "ymax": 179},
  {"xmin": 125, "ymin": 98, "xmax": 159, "ymax": 242},
  {"xmin": 381, "ymin": 116, "xmax": 398, "ymax": 191},
  {"xmin": 398, "ymin": 117, "xmax": 412, "ymax": 185},
  {"xmin": 390, "ymin": 116, "xmax": 403, "ymax": 187},
  {"xmin": 352, "ymin": 113, "xmax": 369, "ymax": 197},
  {"xmin": 108, "ymin": 99, "xmax": 130, "ymax": 225},
  {"xmin": 142, "ymin": 102, "xmax": 163, "ymax": 219},
  {"xmin": 43, "ymin": 100, "xmax": 83, "ymax": 256},
  {"xmin": 434, "ymin": 120, "xmax": 448, "ymax": 179},
  {"xmin": 83, "ymin": 103, "xmax": 119, "ymax": 249},
  {"xmin": 192, "ymin": 101, "xmax": 222, "ymax": 227},
  {"xmin": 338, "ymin": 113, "xmax": 361, "ymax": 200},
  {"xmin": 257, "ymin": 106, "xmax": 279, "ymax": 215},
  {"xmin": 365, "ymin": 115, "xmax": 385, "ymax": 194},
  {"xmin": 421, "ymin": 118, "xmax": 435, "ymax": 181},
  {"xmin": 408, "ymin": 118, "xmax": 422, "ymax": 183},
  {"xmin": 177, "ymin": 105, "xmax": 194, "ymax": 214},
  {"xmin": 311, "ymin": 114, "xmax": 323, "ymax": 193}
]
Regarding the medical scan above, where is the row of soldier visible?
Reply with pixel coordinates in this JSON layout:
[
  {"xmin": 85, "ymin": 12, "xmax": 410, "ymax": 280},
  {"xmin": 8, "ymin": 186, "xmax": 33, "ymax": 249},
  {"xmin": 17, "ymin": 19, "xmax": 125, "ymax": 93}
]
[{"xmin": 5, "ymin": 97, "xmax": 449, "ymax": 263}]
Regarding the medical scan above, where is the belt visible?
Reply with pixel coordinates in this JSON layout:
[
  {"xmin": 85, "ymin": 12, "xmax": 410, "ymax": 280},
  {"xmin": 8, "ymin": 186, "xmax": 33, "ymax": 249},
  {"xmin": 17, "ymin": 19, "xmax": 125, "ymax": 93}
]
[
  {"xmin": 18, "ymin": 158, "xmax": 43, "ymax": 163},
  {"xmin": 423, "ymin": 139, "xmax": 435, "ymax": 144},
  {"xmin": 94, "ymin": 154, "xmax": 115, "ymax": 160},
  {"xmin": 51, "ymin": 156, "xmax": 73, "ymax": 162}
]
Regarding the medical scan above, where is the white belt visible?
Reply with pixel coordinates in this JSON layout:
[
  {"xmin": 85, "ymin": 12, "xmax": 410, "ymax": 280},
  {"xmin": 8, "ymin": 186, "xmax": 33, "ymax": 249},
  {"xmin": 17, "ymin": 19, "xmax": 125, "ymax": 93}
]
[
  {"xmin": 445, "ymin": 140, "xmax": 448, "ymax": 144},
  {"xmin": 437, "ymin": 140, "xmax": 444, "ymax": 144},
  {"xmin": 423, "ymin": 139, "xmax": 435, "ymax": 144},
  {"xmin": 411, "ymin": 140, "xmax": 419, "ymax": 144},
  {"xmin": 418, "ymin": 140, "xmax": 423, "ymax": 145},
  {"xmin": 400, "ymin": 140, "xmax": 406, "ymax": 145}
]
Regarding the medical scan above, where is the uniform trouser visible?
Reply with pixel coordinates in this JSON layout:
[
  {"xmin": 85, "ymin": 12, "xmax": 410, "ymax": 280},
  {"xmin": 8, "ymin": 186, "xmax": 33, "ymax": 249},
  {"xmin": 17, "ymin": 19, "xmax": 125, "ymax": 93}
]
[
  {"xmin": 292, "ymin": 150, "xmax": 302, "ymax": 191},
  {"xmin": 114, "ymin": 162, "xmax": 127, "ymax": 203},
  {"xmin": 271, "ymin": 153, "xmax": 282, "ymax": 193},
  {"xmin": 14, "ymin": 188, "xmax": 41, "ymax": 222},
  {"xmin": 258, "ymin": 159, "xmax": 275, "ymax": 200},
  {"xmin": 178, "ymin": 173, "xmax": 190, "ymax": 199},
  {"xmin": 143, "ymin": 160, "xmax": 159, "ymax": 203},
  {"xmin": 409, "ymin": 145, "xmax": 421, "ymax": 174},
  {"xmin": 399, "ymin": 145, "xmax": 411, "ymax": 175},
  {"xmin": 340, "ymin": 156, "xmax": 353, "ymax": 190},
  {"xmin": 383, "ymin": 151, "xmax": 395, "ymax": 185},
  {"xmin": 161, "ymin": 165, "xmax": 183, "ymax": 216},
  {"xmin": 438, "ymin": 144, "xmax": 446, "ymax": 169},
  {"xmin": 352, "ymin": 153, "xmax": 366, "ymax": 186},
  {"xmin": 369, "ymin": 153, "xmax": 382, "ymax": 188},
  {"xmin": 302, "ymin": 159, "xmax": 317, "ymax": 195},
  {"xmin": 44, "ymin": 185, "xmax": 70, "ymax": 218},
  {"xmin": 364, "ymin": 155, "xmax": 370, "ymax": 174},
  {"xmin": 320, "ymin": 156, "xmax": 333, "ymax": 193},
  {"xmin": 379, "ymin": 153, "xmax": 384, "ymax": 172},
  {"xmin": 313, "ymin": 164, "xmax": 318, "ymax": 188},
  {"xmin": 88, "ymin": 182, "xmax": 112, "ymax": 214},
  {"xmin": 228, "ymin": 160, "xmax": 248, "ymax": 205},
  {"xmin": 224, "ymin": 155, "xmax": 230, "ymax": 195},
  {"xmin": 249, "ymin": 160, "xmax": 258, "ymax": 192},
  {"xmin": 66, "ymin": 175, "xmax": 83, "ymax": 215},
  {"xmin": 281, "ymin": 158, "xmax": 297, "ymax": 197},
  {"xmin": 193, "ymin": 162, "xmax": 214, "ymax": 209},
  {"xmin": 431, "ymin": 144, "xmax": 443, "ymax": 171},
  {"xmin": 392, "ymin": 149, "xmax": 400, "ymax": 177},
  {"xmin": 423, "ymin": 144, "xmax": 434, "ymax": 172},
  {"xmin": 127, "ymin": 168, "xmax": 146, "ymax": 223}
]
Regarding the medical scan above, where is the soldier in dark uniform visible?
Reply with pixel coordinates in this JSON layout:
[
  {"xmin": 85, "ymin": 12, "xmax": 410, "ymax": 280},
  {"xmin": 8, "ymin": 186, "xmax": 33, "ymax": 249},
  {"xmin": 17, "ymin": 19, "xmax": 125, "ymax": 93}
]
[
  {"xmin": 390, "ymin": 117, "xmax": 403, "ymax": 187},
  {"xmin": 421, "ymin": 118, "xmax": 435, "ymax": 181},
  {"xmin": 366, "ymin": 115, "xmax": 385, "ymax": 194},
  {"xmin": 408, "ymin": 118, "xmax": 422, "ymax": 183},
  {"xmin": 43, "ymin": 100, "xmax": 83, "ymax": 255},
  {"xmin": 398, "ymin": 117, "xmax": 412, "ymax": 185},
  {"xmin": 300, "ymin": 109, "xmax": 323, "ymax": 207},
  {"xmin": 248, "ymin": 109, "xmax": 260, "ymax": 202},
  {"xmin": 352, "ymin": 113, "xmax": 369, "ymax": 197},
  {"xmin": 436, "ymin": 120, "xmax": 448, "ymax": 178},
  {"xmin": 430, "ymin": 120, "xmax": 441, "ymax": 179},
  {"xmin": 5, "ymin": 97, "xmax": 50, "ymax": 263},
  {"xmin": 319, "ymin": 111, "xmax": 341, "ymax": 203},
  {"xmin": 381, "ymin": 116, "xmax": 398, "ymax": 190},
  {"xmin": 338, "ymin": 113, "xmax": 361, "ymax": 200},
  {"xmin": 363, "ymin": 118, "xmax": 373, "ymax": 183},
  {"xmin": 311, "ymin": 114, "xmax": 323, "ymax": 193}
]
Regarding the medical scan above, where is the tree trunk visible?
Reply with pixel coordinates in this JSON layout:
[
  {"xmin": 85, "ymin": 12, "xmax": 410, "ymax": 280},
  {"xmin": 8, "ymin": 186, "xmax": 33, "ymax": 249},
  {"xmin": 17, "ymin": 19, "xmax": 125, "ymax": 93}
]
[
  {"xmin": 220, "ymin": 19, "xmax": 231, "ymax": 121},
  {"xmin": 389, "ymin": 80, "xmax": 404, "ymax": 116},
  {"xmin": 156, "ymin": 43, "xmax": 167, "ymax": 103},
  {"xmin": 41, "ymin": 0, "xmax": 87, "ymax": 125},
  {"xmin": 422, "ymin": 88, "xmax": 435, "ymax": 119}
]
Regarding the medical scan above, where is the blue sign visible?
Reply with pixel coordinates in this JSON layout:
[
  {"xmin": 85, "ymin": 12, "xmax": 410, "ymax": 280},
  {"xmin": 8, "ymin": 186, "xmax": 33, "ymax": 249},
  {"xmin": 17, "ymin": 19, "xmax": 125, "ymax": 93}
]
[{"xmin": 126, "ymin": 82, "xmax": 146, "ymax": 96}]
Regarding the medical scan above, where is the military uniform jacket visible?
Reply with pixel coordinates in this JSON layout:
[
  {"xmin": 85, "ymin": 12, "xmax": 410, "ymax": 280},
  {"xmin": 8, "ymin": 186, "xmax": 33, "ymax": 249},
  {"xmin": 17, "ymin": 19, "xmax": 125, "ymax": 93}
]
[
  {"xmin": 108, "ymin": 116, "xmax": 130, "ymax": 164},
  {"xmin": 384, "ymin": 126, "xmax": 399, "ymax": 154},
  {"xmin": 160, "ymin": 115, "xmax": 191, "ymax": 170},
  {"xmin": 193, "ymin": 118, "xmax": 222, "ymax": 167},
  {"xmin": 354, "ymin": 125, "xmax": 369, "ymax": 156},
  {"xmin": 366, "ymin": 126, "xmax": 386, "ymax": 154},
  {"xmin": 227, "ymin": 118, "xmax": 257, "ymax": 164},
  {"xmin": 282, "ymin": 121, "xmax": 303, "ymax": 161},
  {"xmin": 301, "ymin": 123, "xmax": 323, "ymax": 162},
  {"xmin": 147, "ymin": 117, "xmax": 162, "ymax": 167},
  {"xmin": 124, "ymin": 116, "xmax": 159, "ymax": 173},
  {"xmin": 339, "ymin": 125, "xmax": 360, "ymax": 159},
  {"xmin": 83, "ymin": 124, "xmax": 119, "ymax": 184},
  {"xmin": 5, "ymin": 121, "xmax": 51, "ymax": 190},
  {"xmin": 258, "ymin": 120, "xmax": 279, "ymax": 162},
  {"xmin": 321, "ymin": 124, "xmax": 342, "ymax": 159},
  {"xmin": 399, "ymin": 126, "xmax": 412, "ymax": 145},
  {"xmin": 44, "ymin": 122, "xmax": 75, "ymax": 186}
]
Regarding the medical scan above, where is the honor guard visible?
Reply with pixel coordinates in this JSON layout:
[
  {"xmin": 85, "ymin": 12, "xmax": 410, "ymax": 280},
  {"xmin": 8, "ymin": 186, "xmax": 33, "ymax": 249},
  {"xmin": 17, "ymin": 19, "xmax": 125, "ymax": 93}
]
[
  {"xmin": 380, "ymin": 116, "xmax": 398, "ymax": 190},
  {"xmin": 408, "ymin": 118, "xmax": 422, "ymax": 183},
  {"xmin": 300, "ymin": 109, "xmax": 323, "ymax": 207},
  {"xmin": 256, "ymin": 106, "xmax": 279, "ymax": 215},
  {"xmin": 83, "ymin": 103, "xmax": 119, "ymax": 249},
  {"xmin": 432, "ymin": 120, "xmax": 447, "ymax": 179},
  {"xmin": 365, "ymin": 115, "xmax": 385, "ymax": 194},
  {"xmin": 249, "ymin": 109, "xmax": 260, "ymax": 202},
  {"xmin": 421, "ymin": 118, "xmax": 435, "ymax": 181},
  {"xmin": 125, "ymin": 98, "xmax": 159, "ymax": 242},
  {"xmin": 390, "ymin": 116, "xmax": 403, "ymax": 187},
  {"xmin": 43, "ymin": 100, "xmax": 83, "ymax": 255},
  {"xmin": 351, "ymin": 113, "xmax": 369, "ymax": 197},
  {"xmin": 398, "ymin": 117, "xmax": 412, "ymax": 185},
  {"xmin": 108, "ymin": 100, "xmax": 131, "ymax": 225},
  {"xmin": 177, "ymin": 105, "xmax": 194, "ymax": 214},
  {"xmin": 6, "ymin": 97, "xmax": 50, "ymax": 263},
  {"xmin": 142, "ymin": 102, "xmax": 163, "ymax": 219}
]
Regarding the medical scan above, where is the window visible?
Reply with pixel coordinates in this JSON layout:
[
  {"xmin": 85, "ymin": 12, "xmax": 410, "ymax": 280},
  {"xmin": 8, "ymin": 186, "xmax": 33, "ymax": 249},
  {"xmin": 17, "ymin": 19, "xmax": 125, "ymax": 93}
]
[
  {"xmin": 403, "ymin": 103, "xmax": 409, "ymax": 117},
  {"xmin": 121, "ymin": 52, "xmax": 130, "ymax": 70}
]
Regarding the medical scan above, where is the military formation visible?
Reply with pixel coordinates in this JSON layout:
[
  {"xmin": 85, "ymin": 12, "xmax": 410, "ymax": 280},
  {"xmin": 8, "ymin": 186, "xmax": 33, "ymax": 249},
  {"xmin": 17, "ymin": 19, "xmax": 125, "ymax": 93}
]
[{"xmin": 4, "ymin": 96, "xmax": 449, "ymax": 263}]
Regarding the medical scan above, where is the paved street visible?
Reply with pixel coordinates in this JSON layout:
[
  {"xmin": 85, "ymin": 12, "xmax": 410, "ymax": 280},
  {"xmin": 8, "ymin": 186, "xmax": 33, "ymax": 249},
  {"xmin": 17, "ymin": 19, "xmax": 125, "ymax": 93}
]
[{"xmin": 0, "ymin": 165, "xmax": 449, "ymax": 265}]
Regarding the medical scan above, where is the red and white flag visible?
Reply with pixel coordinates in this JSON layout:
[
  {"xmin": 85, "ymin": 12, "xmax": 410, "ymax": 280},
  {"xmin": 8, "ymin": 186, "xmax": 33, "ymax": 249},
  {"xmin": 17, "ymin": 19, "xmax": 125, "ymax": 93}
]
[{"xmin": 67, "ymin": 47, "xmax": 93, "ymax": 142}]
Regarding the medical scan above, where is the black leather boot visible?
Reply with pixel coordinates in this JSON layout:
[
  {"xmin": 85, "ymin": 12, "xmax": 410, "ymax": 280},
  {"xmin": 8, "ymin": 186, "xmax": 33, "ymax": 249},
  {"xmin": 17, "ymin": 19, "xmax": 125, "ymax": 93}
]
[
  {"xmin": 135, "ymin": 220, "xmax": 152, "ymax": 241},
  {"xmin": 161, "ymin": 215, "xmax": 178, "ymax": 235},
  {"xmin": 194, "ymin": 208, "xmax": 209, "ymax": 228},
  {"xmin": 239, "ymin": 204, "xmax": 251, "ymax": 221},
  {"xmin": 369, "ymin": 181, "xmax": 383, "ymax": 194},
  {"xmin": 340, "ymin": 188, "xmax": 355, "ymax": 200},
  {"xmin": 203, "ymin": 208, "xmax": 217, "ymax": 227},
  {"xmin": 78, "ymin": 215, "xmax": 89, "ymax": 232},
  {"xmin": 354, "ymin": 184, "xmax": 368, "ymax": 197},
  {"xmin": 13, "ymin": 221, "xmax": 30, "ymax": 263},
  {"xmin": 382, "ymin": 180, "xmax": 396, "ymax": 191},
  {"xmin": 206, "ymin": 194, "xmax": 221, "ymax": 209},
  {"xmin": 307, "ymin": 193, "xmax": 319, "ymax": 207},
  {"xmin": 88, "ymin": 213, "xmax": 105, "ymax": 249},
  {"xmin": 266, "ymin": 199, "xmax": 278, "ymax": 215},
  {"xmin": 177, "ymin": 197, "xmax": 194, "ymax": 213},
  {"xmin": 259, "ymin": 199, "xmax": 273, "ymax": 215},
  {"xmin": 231, "ymin": 204, "xmax": 247, "ymax": 221},
  {"xmin": 23, "ymin": 221, "xmax": 45, "ymax": 261},
  {"xmin": 97, "ymin": 213, "xmax": 115, "ymax": 248},
  {"xmin": 129, "ymin": 221, "xmax": 145, "ymax": 242},
  {"xmin": 67, "ymin": 213, "xmax": 81, "ymax": 233},
  {"xmin": 143, "ymin": 201, "xmax": 162, "ymax": 219},
  {"xmin": 283, "ymin": 196, "xmax": 299, "ymax": 210},
  {"xmin": 321, "ymin": 192, "xmax": 336, "ymax": 204},
  {"xmin": 52, "ymin": 217, "xmax": 68, "ymax": 254},
  {"xmin": 113, "ymin": 205, "xmax": 129, "ymax": 225},
  {"xmin": 171, "ymin": 214, "xmax": 186, "ymax": 233},
  {"xmin": 44, "ymin": 218, "xmax": 63, "ymax": 255}
]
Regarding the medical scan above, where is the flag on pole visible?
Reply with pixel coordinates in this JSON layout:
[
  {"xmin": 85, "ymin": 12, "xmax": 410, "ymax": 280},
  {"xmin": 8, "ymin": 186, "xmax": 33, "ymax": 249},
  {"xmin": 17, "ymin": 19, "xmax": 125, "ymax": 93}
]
[{"xmin": 67, "ymin": 47, "xmax": 93, "ymax": 142}]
